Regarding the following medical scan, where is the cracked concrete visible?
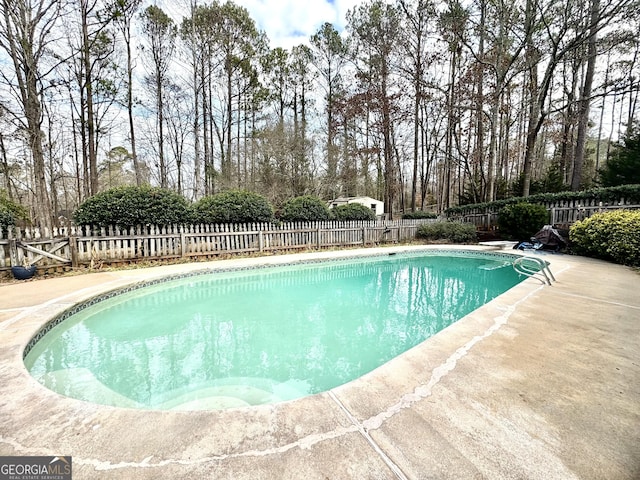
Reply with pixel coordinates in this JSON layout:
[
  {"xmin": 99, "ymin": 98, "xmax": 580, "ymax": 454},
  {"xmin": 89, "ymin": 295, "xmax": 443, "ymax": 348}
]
[{"xmin": 1, "ymin": 246, "xmax": 639, "ymax": 479}]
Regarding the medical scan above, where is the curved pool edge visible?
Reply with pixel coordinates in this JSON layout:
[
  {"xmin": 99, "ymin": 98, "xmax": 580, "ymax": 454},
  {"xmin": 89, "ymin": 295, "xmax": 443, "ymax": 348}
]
[
  {"xmin": 4, "ymin": 246, "xmax": 638, "ymax": 479},
  {"xmin": 8, "ymin": 245, "xmax": 543, "ymax": 414},
  {"xmin": 20, "ymin": 245, "xmax": 531, "ymax": 363}
]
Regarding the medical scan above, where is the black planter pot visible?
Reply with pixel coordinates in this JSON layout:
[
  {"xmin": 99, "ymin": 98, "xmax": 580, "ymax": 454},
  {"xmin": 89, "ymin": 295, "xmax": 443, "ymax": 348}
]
[{"xmin": 11, "ymin": 265, "xmax": 37, "ymax": 280}]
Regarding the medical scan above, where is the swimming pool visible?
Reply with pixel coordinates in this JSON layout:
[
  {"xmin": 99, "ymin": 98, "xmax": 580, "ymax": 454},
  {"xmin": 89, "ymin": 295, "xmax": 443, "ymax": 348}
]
[{"xmin": 24, "ymin": 250, "xmax": 526, "ymax": 410}]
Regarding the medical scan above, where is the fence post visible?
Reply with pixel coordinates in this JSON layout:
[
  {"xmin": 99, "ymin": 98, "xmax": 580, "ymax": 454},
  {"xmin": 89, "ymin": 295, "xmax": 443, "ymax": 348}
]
[
  {"xmin": 180, "ymin": 231, "xmax": 187, "ymax": 258},
  {"xmin": 69, "ymin": 236, "xmax": 79, "ymax": 267},
  {"xmin": 8, "ymin": 239, "xmax": 18, "ymax": 267},
  {"xmin": 259, "ymin": 231, "xmax": 264, "ymax": 252}
]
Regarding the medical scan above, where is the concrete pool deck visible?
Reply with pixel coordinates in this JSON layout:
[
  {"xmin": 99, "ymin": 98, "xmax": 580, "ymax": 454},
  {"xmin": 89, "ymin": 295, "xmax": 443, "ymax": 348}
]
[{"xmin": 0, "ymin": 245, "xmax": 639, "ymax": 479}]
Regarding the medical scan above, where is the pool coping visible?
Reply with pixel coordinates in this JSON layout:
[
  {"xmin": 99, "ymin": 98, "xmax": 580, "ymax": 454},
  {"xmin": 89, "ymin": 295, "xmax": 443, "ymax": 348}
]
[{"xmin": 1, "ymin": 245, "xmax": 639, "ymax": 479}]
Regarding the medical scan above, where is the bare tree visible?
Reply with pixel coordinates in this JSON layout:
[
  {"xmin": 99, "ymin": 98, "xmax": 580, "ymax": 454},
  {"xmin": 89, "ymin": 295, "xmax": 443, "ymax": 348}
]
[
  {"xmin": 140, "ymin": 4, "xmax": 176, "ymax": 189},
  {"xmin": 521, "ymin": 0, "xmax": 634, "ymax": 196},
  {"xmin": 0, "ymin": 0, "xmax": 65, "ymax": 228},
  {"xmin": 439, "ymin": 0, "xmax": 468, "ymax": 209},
  {"xmin": 290, "ymin": 44, "xmax": 315, "ymax": 196},
  {"xmin": 311, "ymin": 22, "xmax": 349, "ymax": 197},
  {"xmin": 571, "ymin": 0, "xmax": 600, "ymax": 190},
  {"xmin": 398, "ymin": 0, "xmax": 436, "ymax": 210},
  {"xmin": 214, "ymin": 2, "xmax": 262, "ymax": 187},
  {"xmin": 73, "ymin": 0, "xmax": 118, "ymax": 197},
  {"xmin": 348, "ymin": 0, "xmax": 402, "ymax": 217},
  {"xmin": 109, "ymin": 0, "xmax": 143, "ymax": 186},
  {"xmin": 180, "ymin": 2, "xmax": 217, "ymax": 196}
]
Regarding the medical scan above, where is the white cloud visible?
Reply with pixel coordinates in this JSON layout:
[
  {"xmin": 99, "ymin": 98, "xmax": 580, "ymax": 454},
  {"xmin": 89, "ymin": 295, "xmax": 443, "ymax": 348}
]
[
  {"xmin": 155, "ymin": 0, "xmax": 373, "ymax": 50},
  {"xmin": 234, "ymin": 0, "xmax": 363, "ymax": 49}
]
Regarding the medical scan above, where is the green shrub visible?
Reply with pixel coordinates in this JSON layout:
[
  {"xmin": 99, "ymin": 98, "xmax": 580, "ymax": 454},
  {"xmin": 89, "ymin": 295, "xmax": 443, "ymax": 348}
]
[
  {"xmin": 0, "ymin": 190, "xmax": 29, "ymax": 231},
  {"xmin": 498, "ymin": 202, "xmax": 549, "ymax": 240},
  {"xmin": 402, "ymin": 211, "xmax": 438, "ymax": 220},
  {"xmin": 570, "ymin": 210, "xmax": 640, "ymax": 266},
  {"xmin": 73, "ymin": 186, "xmax": 193, "ymax": 228},
  {"xmin": 331, "ymin": 203, "xmax": 376, "ymax": 221},
  {"xmin": 194, "ymin": 190, "xmax": 274, "ymax": 224},
  {"xmin": 416, "ymin": 221, "xmax": 477, "ymax": 243},
  {"xmin": 280, "ymin": 195, "xmax": 331, "ymax": 222},
  {"xmin": 0, "ymin": 208, "xmax": 12, "ymax": 231}
]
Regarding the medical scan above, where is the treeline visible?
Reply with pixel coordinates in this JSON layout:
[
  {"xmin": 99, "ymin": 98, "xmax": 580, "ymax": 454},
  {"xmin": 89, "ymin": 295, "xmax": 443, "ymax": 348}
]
[{"xmin": 0, "ymin": 0, "xmax": 638, "ymax": 229}]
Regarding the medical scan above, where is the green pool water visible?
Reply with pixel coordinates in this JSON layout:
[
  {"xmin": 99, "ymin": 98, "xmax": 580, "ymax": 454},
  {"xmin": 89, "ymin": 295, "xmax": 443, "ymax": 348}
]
[{"xmin": 24, "ymin": 252, "xmax": 525, "ymax": 410}]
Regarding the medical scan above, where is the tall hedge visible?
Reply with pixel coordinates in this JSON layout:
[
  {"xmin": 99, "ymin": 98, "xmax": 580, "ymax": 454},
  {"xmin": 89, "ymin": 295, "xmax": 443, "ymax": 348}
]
[
  {"xmin": 498, "ymin": 203, "xmax": 549, "ymax": 240},
  {"xmin": 402, "ymin": 211, "xmax": 438, "ymax": 220},
  {"xmin": 417, "ymin": 221, "xmax": 477, "ymax": 243},
  {"xmin": 445, "ymin": 184, "xmax": 640, "ymax": 215},
  {"xmin": 280, "ymin": 196, "xmax": 331, "ymax": 222},
  {"xmin": 570, "ymin": 210, "xmax": 640, "ymax": 266},
  {"xmin": 73, "ymin": 186, "xmax": 193, "ymax": 228},
  {"xmin": 193, "ymin": 190, "xmax": 274, "ymax": 224},
  {"xmin": 331, "ymin": 203, "xmax": 376, "ymax": 221}
]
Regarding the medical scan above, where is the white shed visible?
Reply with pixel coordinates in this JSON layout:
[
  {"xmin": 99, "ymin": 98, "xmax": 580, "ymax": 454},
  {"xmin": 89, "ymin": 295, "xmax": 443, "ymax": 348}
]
[{"xmin": 329, "ymin": 196, "xmax": 385, "ymax": 217}]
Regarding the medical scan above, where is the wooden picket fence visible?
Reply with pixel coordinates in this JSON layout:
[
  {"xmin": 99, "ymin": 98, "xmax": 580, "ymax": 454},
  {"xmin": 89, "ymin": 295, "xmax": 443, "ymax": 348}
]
[
  {"xmin": 0, "ymin": 219, "xmax": 434, "ymax": 271},
  {"xmin": 449, "ymin": 198, "xmax": 640, "ymax": 230}
]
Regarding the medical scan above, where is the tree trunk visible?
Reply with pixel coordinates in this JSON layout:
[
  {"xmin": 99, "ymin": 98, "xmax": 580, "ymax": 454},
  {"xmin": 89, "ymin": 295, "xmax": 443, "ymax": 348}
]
[
  {"xmin": 382, "ymin": 63, "xmax": 394, "ymax": 219},
  {"xmin": 156, "ymin": 66, "xmax": 167, "ymax": 188},
  {"xmin": 202, "ymin": 60, "xmax": 211, "ymax": 195},
  {"xmin": 327, "ymin": 78, "xmax": 337, "ymax": 189},
  {"xmin": 0, "ymin": 134, "xmax": 15, "ymax": 199},
  {"xmin": 27, "ymin": 78, "xmax": 53, "ymax": 229},
  {"xmin": 81, "ymin": 2, "xmax": 98, "ymax": 196},
  {"xmin": 223, "ymin": 64, "xmax": 232, "ymax": 185},
  {"xmin": 126, "ymin": 31, "xmax": 141, "ymax": 186},
  {"xmin": 477, "ymin": 0, "xmax": 488, "ymax": 202},
  {"xmin": 595, "ymin": 51, "xmax": 612, "ymax": 172},
  {"xmin": 521, "ymin": 0, "xmax": 539, "ymax": 197},
  {"xmin": 571, "ymin": 0, "xmax": 600, "ymax": 190},
  {"xmin": 559, "ymin": 59, "xmax": 579, "ymax": 184},
  {"xmin": 193, "ymin": 60, "xmax": 201, "ymax": 198},
  {"xmin": 444, "ymin": 51, "xmax": 457, "ymax": 209}
]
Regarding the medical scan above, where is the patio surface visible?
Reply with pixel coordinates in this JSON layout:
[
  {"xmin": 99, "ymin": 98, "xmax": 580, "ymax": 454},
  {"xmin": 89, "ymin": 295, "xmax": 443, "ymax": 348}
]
[{"xmin": 0, "ymin": 245, "xmax": 639, "ymax": 479}]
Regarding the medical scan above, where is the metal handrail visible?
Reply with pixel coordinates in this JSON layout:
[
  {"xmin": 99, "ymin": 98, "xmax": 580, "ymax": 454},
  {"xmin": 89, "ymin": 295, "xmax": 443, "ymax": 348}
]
[{"xmin": 513, "ymin": 256, "xmax": 556, "ymax": 286}]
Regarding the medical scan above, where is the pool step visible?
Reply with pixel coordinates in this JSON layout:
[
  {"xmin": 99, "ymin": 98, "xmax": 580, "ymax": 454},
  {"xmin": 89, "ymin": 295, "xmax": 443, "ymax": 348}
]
[
  {"xmin": 154, "ymin": 377, "xmax": 311, "ymax": 411},
  {"xmin": 478, "ymin": 261, "xmax": 511, "ymax": 271},
  {"xmin": 37, "ymin": 369, "xmax": 313, "ymax": 410},
  {"xmin": 159, "ymin": 385, "xmax": 279, "ymax": 411},
  {"xmin": 38, "ymin": 368, "xmax": 143, "ymax": 408}
]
